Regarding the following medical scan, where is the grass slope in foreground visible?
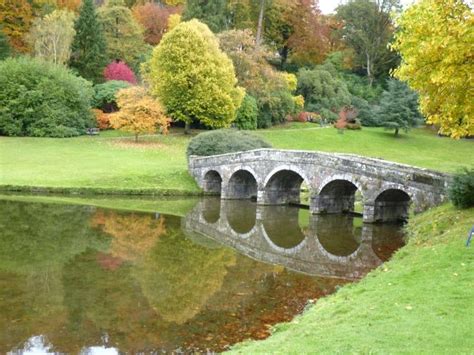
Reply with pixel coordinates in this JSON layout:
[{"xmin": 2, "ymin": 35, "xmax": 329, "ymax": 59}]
[
  {"xmin": 0, "ymin": 126, "xmax": 472, "ymax": 193},
  {"xmin": 229, "ymin": 204, "xmax": 474, "ymax": 353}
]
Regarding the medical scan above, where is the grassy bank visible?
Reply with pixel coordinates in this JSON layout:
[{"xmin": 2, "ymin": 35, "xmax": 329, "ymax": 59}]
[
  {"xmin": 229, "ymin": 204, "xmax": 474, "ymax": 353},
  {"xmin": 1, "ymin": 126, "xmax": 472, "ymax": 194}
]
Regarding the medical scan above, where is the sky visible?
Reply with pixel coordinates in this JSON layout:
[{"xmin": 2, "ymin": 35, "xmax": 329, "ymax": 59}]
[{"xmin": 319, "ymin": 0, "xmax": 416, "ymax": 14}]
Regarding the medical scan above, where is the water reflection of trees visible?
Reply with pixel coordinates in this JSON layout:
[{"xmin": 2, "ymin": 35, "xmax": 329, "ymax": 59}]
[
  {"xmin": 90, "ymin": 210, "xmax": 167, "ymax": 263},
  {"xmin": 0, "ymin": 199, "xmax": 404, "ymax": 353}
]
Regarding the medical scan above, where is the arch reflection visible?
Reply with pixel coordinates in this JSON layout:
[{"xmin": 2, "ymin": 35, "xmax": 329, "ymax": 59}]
[
  {"xmin": 261, "ymin": 206, "xmax": 306, "ymax": 250},
  {"xmin": 184, "ymin": 199, "xmax": 406, "ymax": 280},
  {"xmin": 312, "ymin": 215, "xmax": 362, "ymax": 257},
  {"xmin": 223, "ymin": 200, "xmax": 257, "ymax": 235}
]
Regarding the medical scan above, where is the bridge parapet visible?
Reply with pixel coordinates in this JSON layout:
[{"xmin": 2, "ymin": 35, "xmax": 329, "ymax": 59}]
[{"xmin": 188, "ymin": 149, "xmax": 452, "ymax": 223}]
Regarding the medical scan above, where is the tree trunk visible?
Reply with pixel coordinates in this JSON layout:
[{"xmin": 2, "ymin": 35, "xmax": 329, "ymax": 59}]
[
  {"xmin": 366, "ymin": 52, "xmax": 373, "ymax": 87},
  {"xmin": 135, "ymin": 133, "xmax": 139, "ymax": 142},
  {"xmin": 394, "ymin": 128, "xmax": 399, "ymax": 137},
  {"xmin": 184, "ymin": 121, "xmax": 191, "ymax": 135},
  {"xmin": 256, "ymin": 0, "xmax": 265, "ymax": 49}
]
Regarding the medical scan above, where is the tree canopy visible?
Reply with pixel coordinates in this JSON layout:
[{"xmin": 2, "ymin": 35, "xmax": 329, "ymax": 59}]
[
  {"xmin": 392, "ymin": 0, "xmax": 473, "ymax": 138},
  {"xmin": 149, "ymin": 19, "xmax": 244, "ymax": 132},
  {"xmin": 69, "ymin": 0, "xmax": 108, "ymax": 83}
]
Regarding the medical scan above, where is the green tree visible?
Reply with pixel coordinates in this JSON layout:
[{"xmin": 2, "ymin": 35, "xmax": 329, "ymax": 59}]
[
  {"xmin": 235, "ymin": 94, "xmax": 258, "ymax": 130},
  {"xmin": 0, "ymin": 26, "xmax": 11, "ymax": 60},
  {"xmin": 149, "ymin": 20, "xmax": 244, "ymax": 133},
  {"xmin": 296, "ymin": 63, "xmax": 352, "ymax": 122},
  {"xmin": 69, "ymin": 0, "xmax": 108, "ymax": 83},
  {"xmin": 27, "ymin": 9, "xmax": 76, "ymax": 65},
  {"xmin": 376, "ymin": 80, "xmax": 422, "ymax": 136},
  {"xmin": 392, "ymin": 0, "xmax": 473, "ymax": 138},
  {"xmin": 98, "ymin": 0, "xmax": 149, "ymax": 71},
  {"xmin": 182, "ymin": 0, "xmax": 228, "ymax": 33},
  {"xmin": 336, "ymin": 0, "xmax": 399, "ymax": 85}
]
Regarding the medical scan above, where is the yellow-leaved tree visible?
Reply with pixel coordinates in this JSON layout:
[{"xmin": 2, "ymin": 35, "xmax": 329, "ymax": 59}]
[
  {"xmin": 109, "ymin": 86, "xmax": 171, "ymax": 142},
  {"xmin": 148, "ymin": 19, "xmax": 244, "ymax": 134},
  {"xmin": 392, "ymin": 0, "xmax": 473, "ymax": 138}
]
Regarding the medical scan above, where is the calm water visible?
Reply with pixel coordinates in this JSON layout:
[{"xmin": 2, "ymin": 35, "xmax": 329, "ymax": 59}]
[{"xmin": 0, "ymin": 198, "xmax": 405, "ymax": 353}]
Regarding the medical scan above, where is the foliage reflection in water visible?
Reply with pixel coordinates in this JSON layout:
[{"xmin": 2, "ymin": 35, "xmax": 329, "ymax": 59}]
[{"xmin": 0, "ymin": 198, "xmax": 405, "ymax": 353}]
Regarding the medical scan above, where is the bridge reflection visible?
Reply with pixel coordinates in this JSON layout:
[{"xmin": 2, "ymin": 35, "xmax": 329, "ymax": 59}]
[{"xmin": 183, "ymin": 199, "xmax": 405, "ymax": 280}]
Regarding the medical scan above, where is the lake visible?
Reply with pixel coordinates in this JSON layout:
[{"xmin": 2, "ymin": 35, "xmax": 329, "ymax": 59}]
[{"xmin": 0, "ymin": 197, "xmax": 405, "ymax": 353}]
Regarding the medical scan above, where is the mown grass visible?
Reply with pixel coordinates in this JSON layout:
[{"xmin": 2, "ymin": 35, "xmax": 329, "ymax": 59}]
[
  {"xmin": 229, "ymin": 204, "xmax": 474, "ymax": 353},
  {"xmin": 1, "ymin": 125, "xmax": 472, "ymax": 193}
]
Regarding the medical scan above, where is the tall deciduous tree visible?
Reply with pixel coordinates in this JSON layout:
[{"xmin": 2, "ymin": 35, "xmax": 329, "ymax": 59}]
[
  {"xmin": 0, "ymin": 0, "xmax": 33, "ymax": 53},
  {"xmin": 98, "ymin": 0, "xmax": 148, "ymax": 71},
  {"xmin": 149, "ymin": 20, "xmax": 244, "ymax": 133},
  {"xmin": 27, "ymin": 9, "xmax": 76, "ymax": 65},
  {"xmin": 376, "ymin": 79, "xmax": 422, "ymax": 136},
  {"xmin": 69, "ymin": 0, "xmax": 108, "ymax": 83},
  {"xmin": 392, "ymin": 0, "xmax": 473, "ymax": 138},
  {"xmin": 132, "ymin": 2, "xmax": 181, "ymax": 45},
  {"xmin": 336, "ymin": 0, "xmax": 399, "ymax": 85}
]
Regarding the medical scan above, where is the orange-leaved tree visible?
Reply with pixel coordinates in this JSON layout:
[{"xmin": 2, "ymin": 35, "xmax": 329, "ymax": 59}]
[{"xmin": 109, "ymin": 86, "xmax": 171, "ymax": 142}]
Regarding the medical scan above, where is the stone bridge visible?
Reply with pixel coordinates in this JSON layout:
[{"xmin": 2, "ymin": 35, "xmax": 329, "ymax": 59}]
[
  {"xmin": 188, "ymin": 149, "xmax": 451, "ymax": 223},
  {"xmin": 182, "ymin": 200, "xmax": 405, "ymax": 280}
]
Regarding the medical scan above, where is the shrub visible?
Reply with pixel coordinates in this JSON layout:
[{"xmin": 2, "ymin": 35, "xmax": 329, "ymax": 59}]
[
  {"xmin": 235, "ymin": 94, "xmax": 258, "ymax": 130},
  {"xmin": 346, "ymin": 120, "xmax": 362, "ymax": 130},
  {"xmin": 449, "ymin": 168, "xmax": 474, "ymax": 209},
  {"xmin": 258, "ymin": 90, "xmax": 296, "ymax": 128},
  {"xmin": 0, "ymin": 57, "xmax": 94, "ymax": 137},
  {"xmin": 103, "ymin": 61, "xmax": 137, "ymax": 84},
  {"xmin": 92, "ymin": 109, "xmax": 111, "ymax": 129},
  {"xmin": 93, "ymin": 80, "xmax": 131, "ymax": 112},
  {"xmin": 187, "ymin": 129, "xmax": 272, "ymax": 157}
]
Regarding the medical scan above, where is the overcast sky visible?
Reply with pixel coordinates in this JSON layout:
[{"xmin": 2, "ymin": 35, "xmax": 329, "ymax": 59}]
[{"xmin": 319, "ymin": 0, "xmax": 416, "ymax": 14}]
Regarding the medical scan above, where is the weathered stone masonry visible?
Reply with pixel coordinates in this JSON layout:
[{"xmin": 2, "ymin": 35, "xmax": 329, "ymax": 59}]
[{"xmin": 188, "ymin": 149, "xmax": 452, "ymax": 223}]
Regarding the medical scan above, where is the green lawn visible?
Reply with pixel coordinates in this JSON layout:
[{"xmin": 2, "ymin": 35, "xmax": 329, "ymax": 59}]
[
  {"xmin": 1, "ymin": 125, "xmax": 472, "ymax": 193},
  {"xmin": 229, "ymin": 204, "xmax": 474, "ymax": 353}
]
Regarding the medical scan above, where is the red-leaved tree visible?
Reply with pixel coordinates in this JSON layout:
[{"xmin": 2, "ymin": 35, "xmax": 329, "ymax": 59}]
[
  {"xmin": 103, "ymin": 61, "xmax": 137, "ymax": 84},
  {"xmin": 132, "ymin": 3, "xmax": 182, "ymax": 46}
]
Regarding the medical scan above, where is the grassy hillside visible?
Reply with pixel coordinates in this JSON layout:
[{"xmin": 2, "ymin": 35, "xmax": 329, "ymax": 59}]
[
  {"xmin": 229, "ymin": 204, "xmax": 474, "ymax": 353},
  {"xmin": 1, "ymin": 126, "xmax": 472, "ymax": 193}
]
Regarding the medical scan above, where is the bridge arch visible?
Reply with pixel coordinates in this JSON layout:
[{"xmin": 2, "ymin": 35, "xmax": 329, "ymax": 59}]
[
  {"xmin": 262, "ymin": 167, "xmax": 311, "ymax": 205},
  {"xmin": 373, "ymin": 188, "xmax": 412, "ymax": 223},
  {"xmin": 313, "ymin": 176, "xmax": 364, "ymax": 215},
  {"xmin": 202, "ymin": 170, "xmax": 222, "ymax": 194},
  {"xmin": 223, "ymin": 168, "xmax": 258, "ymax": 200}
]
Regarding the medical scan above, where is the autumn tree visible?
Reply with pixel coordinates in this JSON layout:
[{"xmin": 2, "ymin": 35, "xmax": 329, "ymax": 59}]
[
  {"xmin": 336, "ymin": 0, "xmax": 399, "ymax": 85},
  {"xmin": 103, "ymin": 61, "xmax": 137, "ymax": 83},
  {"xmin": 109, "ymin": 86, "xmax": 170, "ymax": 142},
  {"xmin": 218, "ymin": 29, "xmax": 299, "ymax": 127},
  {"xmin": 286, "ymin": 0, "xmax": 331, "ymax": 66},
  {"xmin": 0, "ymin": 0, "xmax": 33, "ymax": 53},
  {"xmin": 98, "ymin": 0, "xmax": 149, "ymax": 71},
  {"xmin": 392, "ymin": 0, "xmax": 473, "ymax": 138},
  {"xmin": 27, "ymin": 9, "xmax": 76, "ymax": 65},
  {"xmin": 149, "ymin": 20, "xmax": 244, "ymax": 133},
  {"xmin": 376, "ymin": 80, "xmax": 422, "ymax": 136},
  {"xmin": 132, "ymin": 2, "xmax": 181, "ymax": 45},
  {"xmin": 69, "ymin": 0, "xmax": 108, "ymax": 82}
]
